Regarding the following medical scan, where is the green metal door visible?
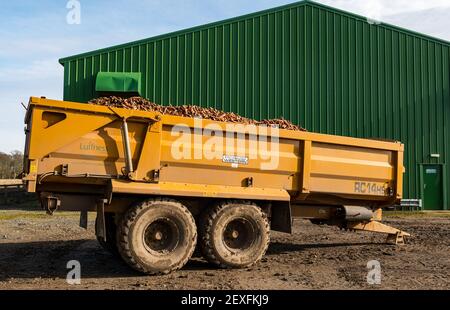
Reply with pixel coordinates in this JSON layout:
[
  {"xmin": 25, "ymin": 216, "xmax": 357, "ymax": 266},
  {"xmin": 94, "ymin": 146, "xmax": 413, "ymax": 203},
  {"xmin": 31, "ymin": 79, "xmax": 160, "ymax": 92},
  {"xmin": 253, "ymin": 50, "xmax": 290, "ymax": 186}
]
[{"xmin": 422, "ymin": 165, "xmax": 443, "ymax": 210}]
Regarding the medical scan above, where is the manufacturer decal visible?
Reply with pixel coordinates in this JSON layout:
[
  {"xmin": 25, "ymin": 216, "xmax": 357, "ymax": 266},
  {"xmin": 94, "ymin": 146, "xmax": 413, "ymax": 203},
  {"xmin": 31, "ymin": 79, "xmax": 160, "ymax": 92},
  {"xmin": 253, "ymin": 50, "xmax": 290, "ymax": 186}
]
[
  {"xmin": 80, "ymin": 142, "xmax": 106, "ymax": 152},
  {"xmin": 222, "ymin": 155, "xmax": 249, "ymax": 165}
]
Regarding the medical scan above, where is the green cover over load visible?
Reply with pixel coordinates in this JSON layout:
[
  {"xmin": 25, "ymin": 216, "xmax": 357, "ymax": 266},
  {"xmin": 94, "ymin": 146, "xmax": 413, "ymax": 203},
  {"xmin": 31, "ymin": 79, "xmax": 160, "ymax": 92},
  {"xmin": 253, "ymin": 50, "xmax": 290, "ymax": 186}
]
[{"xmin": 95, "ymin": 72, "xmax": 141, "ymax": 94}]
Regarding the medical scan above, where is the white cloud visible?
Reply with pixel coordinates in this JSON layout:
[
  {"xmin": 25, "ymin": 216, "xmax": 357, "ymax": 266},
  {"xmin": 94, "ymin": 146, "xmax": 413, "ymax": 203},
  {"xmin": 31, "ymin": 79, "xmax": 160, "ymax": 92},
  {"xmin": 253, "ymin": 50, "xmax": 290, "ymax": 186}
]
[
  {"xmin": 385, "ymin": 7, "xmax": 450, "ymax": 41},
  {"xmin": 316, "ymin": 0, "xmax": 450, "ymax": 41},
  {"xmin": 0, "ymin": 59, "xmax": 62, "ymax": 82},
  {"xmin": 0, "ymin": 38, "xmax": 78, "ymax": 59},
  {"xmin": 317, "ymin": 0, "xmax": 450, "ymax": 16}
]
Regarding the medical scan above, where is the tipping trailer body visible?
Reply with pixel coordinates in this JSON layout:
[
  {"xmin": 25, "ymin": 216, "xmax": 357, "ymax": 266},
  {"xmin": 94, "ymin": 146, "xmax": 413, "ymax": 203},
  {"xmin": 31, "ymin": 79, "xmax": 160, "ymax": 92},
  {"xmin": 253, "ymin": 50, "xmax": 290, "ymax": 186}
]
[
  {"xmin": 22, "ymin": 97, "xmax": 409, "ymax": 274},
  {"xmin": 24, "ymin": 97, "xmax": 404, "ymax": 206}
]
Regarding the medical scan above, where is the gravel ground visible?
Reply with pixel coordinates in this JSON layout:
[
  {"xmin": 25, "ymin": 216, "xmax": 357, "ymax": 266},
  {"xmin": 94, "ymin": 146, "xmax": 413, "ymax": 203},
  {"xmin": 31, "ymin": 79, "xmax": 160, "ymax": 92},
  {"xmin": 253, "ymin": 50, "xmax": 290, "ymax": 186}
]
[{"xmin": 0, "ymin": 208, "xmax": 449, "ymax": 290}]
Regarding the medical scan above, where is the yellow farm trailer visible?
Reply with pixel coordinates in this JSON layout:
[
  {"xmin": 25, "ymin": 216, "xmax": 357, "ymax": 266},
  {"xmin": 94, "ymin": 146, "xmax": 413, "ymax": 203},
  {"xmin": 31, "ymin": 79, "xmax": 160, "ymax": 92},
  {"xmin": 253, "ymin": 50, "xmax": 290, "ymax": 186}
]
[{"xmin": 23, "ymin": 97, "xmax": 408, "ymax": 274}]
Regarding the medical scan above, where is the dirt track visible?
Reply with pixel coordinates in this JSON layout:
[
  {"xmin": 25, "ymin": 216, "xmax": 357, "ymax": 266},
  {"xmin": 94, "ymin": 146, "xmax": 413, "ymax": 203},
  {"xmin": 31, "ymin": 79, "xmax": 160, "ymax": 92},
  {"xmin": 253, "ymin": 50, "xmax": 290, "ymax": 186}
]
[{"xmin": 0, "ymin": 207, "xmax": 449, "ymax": 290}]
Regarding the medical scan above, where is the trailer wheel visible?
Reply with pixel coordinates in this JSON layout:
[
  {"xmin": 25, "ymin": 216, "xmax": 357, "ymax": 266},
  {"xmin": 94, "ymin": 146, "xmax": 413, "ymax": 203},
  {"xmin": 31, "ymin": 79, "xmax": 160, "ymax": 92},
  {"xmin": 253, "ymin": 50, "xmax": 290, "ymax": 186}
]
[
  {"xmin": 116, "ymin": 198, "xmax": 197, "ymax": 274},
  {"xmin": 199, "ymin": 201, "xmax": 270, "ymax": 268},
  {"xmin": 96, "ymin": 213, "xmax": 119, "ymax": 257}
]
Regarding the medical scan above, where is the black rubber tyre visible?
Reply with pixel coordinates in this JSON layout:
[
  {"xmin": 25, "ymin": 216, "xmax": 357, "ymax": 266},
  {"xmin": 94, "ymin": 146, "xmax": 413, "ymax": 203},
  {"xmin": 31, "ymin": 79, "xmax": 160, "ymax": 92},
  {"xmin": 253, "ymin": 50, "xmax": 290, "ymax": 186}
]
[
  {"xmin": 116, "ymin": 198, "xmax": 197, "ymax": 275},
  {"xmin": 96, "ymin": 213, "xmax": 119, "ymax": 257},
  {"xmin": 199, "ymin": 201, "xmax": 270, "ymax": 268}
]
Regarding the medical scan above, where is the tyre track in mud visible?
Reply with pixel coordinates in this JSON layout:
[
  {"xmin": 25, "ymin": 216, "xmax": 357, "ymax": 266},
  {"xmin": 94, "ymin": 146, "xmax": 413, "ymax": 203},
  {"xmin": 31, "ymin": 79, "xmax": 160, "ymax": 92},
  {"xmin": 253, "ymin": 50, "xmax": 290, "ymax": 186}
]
[{"xmin": 0, "ymin": 211, "xmax": 449, "ymax": 290}]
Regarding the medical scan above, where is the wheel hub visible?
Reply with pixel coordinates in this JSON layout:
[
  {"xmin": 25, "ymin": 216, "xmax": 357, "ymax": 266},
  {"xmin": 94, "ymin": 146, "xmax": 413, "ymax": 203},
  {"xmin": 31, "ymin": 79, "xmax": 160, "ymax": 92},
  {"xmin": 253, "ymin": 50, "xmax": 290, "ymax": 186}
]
[
  {"xmin": 223, "ymin": 218, "xmax": 255, "ymax": 250},
  {"xmin": 154, "ymin": 231, "xmax": 163, "ymax": 241},
  {"xmin": 231, "ymin": 230, "xmax": 239, "ymax": 239},
  {"xmin": 144, "ymin": 219, "xmax": 179, "ymax": 253}
]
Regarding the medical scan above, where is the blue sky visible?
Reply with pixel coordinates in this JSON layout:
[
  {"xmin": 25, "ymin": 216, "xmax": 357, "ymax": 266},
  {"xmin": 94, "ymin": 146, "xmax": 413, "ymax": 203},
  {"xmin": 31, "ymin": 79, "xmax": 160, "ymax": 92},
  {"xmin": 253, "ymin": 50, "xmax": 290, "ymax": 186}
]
[{"xmin": 1, "ymin": 0, "xmax": 450, "ymax": 153}]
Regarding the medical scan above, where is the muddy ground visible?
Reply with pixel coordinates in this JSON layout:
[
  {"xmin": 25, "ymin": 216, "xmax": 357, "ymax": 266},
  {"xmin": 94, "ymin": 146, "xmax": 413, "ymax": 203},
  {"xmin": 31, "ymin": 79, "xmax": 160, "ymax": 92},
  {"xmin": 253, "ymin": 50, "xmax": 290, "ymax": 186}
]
[{"xmin": 0, "ymin": 205, "xmax": 449, "ymax": 290}]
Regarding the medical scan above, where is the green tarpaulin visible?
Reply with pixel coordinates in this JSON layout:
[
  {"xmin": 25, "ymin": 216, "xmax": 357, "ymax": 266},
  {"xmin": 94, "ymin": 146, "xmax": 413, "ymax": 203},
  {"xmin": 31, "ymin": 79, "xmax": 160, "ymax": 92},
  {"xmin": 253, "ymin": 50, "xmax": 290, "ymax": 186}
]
[{"xmin": 95, "ymin": 72, "xmax": 141, "ymax": 94}]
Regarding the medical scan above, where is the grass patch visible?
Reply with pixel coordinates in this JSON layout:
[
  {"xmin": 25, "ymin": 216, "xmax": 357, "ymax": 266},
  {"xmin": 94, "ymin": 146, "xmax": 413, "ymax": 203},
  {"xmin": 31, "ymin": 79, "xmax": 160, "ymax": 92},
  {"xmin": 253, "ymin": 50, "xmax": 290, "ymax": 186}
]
[
  {"xmin": 384, "ymin": 211, "xmax": 450, "ymax": 218},
  {"xmin": 0, "ymin": 210, "xmax": 80, "ymax": 221},
  {"xmin": 0, "ymin": 200, "xmax": 40, "ymax": 211}
]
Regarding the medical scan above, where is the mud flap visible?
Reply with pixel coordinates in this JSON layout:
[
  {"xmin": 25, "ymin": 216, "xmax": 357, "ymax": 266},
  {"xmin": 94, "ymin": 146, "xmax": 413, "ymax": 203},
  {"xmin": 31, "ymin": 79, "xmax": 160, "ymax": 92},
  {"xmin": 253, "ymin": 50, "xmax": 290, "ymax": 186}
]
[
  {"xmin": 270, "ymin": 200, "xmax": 292, "ymax": 233},
  {"xmin": 95, "ymin": 199, "xmax": 107, "ymax": 241},
  {"xmin": 79, "ymin": 211, "xmax": 88, "ymax": 229}
]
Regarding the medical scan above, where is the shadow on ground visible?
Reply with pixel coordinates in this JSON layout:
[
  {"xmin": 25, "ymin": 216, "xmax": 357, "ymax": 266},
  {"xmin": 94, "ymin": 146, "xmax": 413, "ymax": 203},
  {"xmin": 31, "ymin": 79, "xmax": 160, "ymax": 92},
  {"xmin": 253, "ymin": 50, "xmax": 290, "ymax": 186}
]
[
  {"xmin": 266, "ymin": 241, "xmax": 379, "ymax": 255},
  {"xmin": 0, "ymin": 239, "xmax": 379, "ymax": 281},
  {"xmin": 0, "ymin": 239, "xmax": 137, "ymax": 280}
]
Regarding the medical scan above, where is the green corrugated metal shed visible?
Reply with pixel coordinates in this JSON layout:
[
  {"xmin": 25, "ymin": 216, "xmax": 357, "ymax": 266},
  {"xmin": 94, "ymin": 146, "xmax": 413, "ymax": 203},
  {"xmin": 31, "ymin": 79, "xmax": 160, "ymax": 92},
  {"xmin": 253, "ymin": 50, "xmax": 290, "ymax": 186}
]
[{"xmin": 59, "ymin": 0, "xmax": 450, "ymax": 210}]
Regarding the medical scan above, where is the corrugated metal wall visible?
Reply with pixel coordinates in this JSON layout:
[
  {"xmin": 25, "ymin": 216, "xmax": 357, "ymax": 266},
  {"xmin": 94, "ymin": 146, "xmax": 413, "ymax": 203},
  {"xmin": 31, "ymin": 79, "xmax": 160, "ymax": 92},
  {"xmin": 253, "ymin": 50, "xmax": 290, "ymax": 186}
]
[{"xmin": 60, "ymin": 1, "xmax": 450, "ymax": 209}]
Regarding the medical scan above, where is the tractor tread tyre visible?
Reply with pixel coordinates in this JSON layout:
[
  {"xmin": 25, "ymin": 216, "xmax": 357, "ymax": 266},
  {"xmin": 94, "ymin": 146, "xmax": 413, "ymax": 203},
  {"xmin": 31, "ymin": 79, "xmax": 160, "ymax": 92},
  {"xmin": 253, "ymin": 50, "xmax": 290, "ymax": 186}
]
[
  {"xmin": 199, "ymin": 200, "xmax": 270, "ymax": 269},
  {"xmin": 116, "ymin": 198, "xmax": 197, "ymax": 275}
]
